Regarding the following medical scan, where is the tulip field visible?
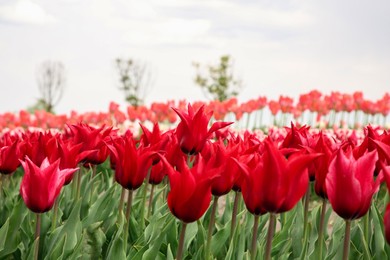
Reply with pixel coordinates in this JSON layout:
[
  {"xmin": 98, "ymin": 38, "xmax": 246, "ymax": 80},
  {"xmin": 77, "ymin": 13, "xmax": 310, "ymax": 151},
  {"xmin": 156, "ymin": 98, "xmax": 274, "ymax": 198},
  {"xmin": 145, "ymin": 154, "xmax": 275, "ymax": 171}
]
[{"xmin": 1, "ymin": 90, "xmax": 390, "ymax": 260}]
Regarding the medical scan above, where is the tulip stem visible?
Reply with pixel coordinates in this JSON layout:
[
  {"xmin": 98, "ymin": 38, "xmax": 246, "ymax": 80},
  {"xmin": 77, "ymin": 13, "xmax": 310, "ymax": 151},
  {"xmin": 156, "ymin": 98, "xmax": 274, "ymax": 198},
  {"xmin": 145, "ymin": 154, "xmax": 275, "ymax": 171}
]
[
  {"xmin": 34, "ymin": 213, "xmax": 41, "ymax": 260},
  {"xmin": 318, "ymin": 199, "xmax": 327, "ymax": 259},
  {"xmin": 124, "ymin": 189, "xmax": 133, "ymax": 252},
  {"xmin": 303, "ymin": 184, "xmax": 311, "ymax": 237},
  {"xmin": 265, "ymin": 213, "xmax": 276, "ymax": 260},
  {"xmin": 89, "ymin": 165, "xmax": 97, "ymax": 204},
  {"xmin": 117, "ymin": 187, "xmax": 126, "ymax": 223},
  {"xmin": 147, "ymin": 184, "xmax": 155, "ymax": 218},
  {"xmin": 251, "ymin": 215, "xmax": 260, "ymax": 260},
  {"xmin": 230, "ymin": 191, "xmax": 241, "ymax": 242},
  {"xmin": 140, "ymin": 168, "xmax": 151, "ymax": 229},
  {"xmin": 177, "ymin": 222, "xmax": 187, "ymax": 260},
  {"xmin": 363, "ymin": 210, "xmax": 369, "ymax": 245},
  {"xmin": 162, "ymin": 176, "xmax": 168, "ymax": 199},
  {"xmin": 75, "ymin": 167, "xmax": 82, "ymax": 201},
  {"xmin": 205, "ymin": 196, "xmax": 219, "ymax": 260},
  {"xmin": 51, "ymin": 198, "xmax": 59, "ymax": 232},
  {"xmin": 342, "ymin": 220, "xmax": 351, "ymax": 260}
]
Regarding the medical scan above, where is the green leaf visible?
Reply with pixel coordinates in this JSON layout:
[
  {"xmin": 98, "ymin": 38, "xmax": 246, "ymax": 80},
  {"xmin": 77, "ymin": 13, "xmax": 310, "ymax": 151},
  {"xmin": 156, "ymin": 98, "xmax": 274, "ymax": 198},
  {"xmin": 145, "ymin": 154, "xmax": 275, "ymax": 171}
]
[
  {"xmin": 142, "ymin": 214, "xmax": 174, "ymax": 260},
  {"xmin": 82, "ymin": 184, "xmax": 116, "ymax": 227},
  {"xmin": 0, "ymin": 218, "xmax": 10, "ymax": 252},
  {"xmin": 211, "ymin": 220, "xmax": 230, "ymax": 257},
  {"xmin": 371, "ymin": 204, "xmax": 387, "ymax": 259},
  {"xmin": 44, "ymin": 234, "xmax": 66, "ymax": 260},
  {"xmin": 45, "ymin": 200, "xmax": 82, "ymax": 258},
  {"xmin": 0, "ymin": 197, "xmax": 28, "ymax": 258},
  {"xmin": 106, "ymin": 212, "xmax": 126, "ymax": 260},
  {"xmin": 166, "ymin": 244, "xmax": 174, "ymax": 260},
  {"xmin": 184, "ymin": 222, "xmax": 198, "ymax": 253}
]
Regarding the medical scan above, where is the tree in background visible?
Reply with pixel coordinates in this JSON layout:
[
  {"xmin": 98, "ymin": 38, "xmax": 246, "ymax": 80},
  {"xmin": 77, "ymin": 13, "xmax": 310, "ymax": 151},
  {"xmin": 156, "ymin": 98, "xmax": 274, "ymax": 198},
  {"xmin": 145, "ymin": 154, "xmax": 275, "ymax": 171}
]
[
  {"xmin": 35, "ymin": 60, "xmax": 66, "ymax": 113},
  {"xmin": 115, "ymin": 58, "xmax": 153, "ymax": 107},
  {"xmin": 193, "ymin": 55, "xmax": 242, "ymax": 101}
]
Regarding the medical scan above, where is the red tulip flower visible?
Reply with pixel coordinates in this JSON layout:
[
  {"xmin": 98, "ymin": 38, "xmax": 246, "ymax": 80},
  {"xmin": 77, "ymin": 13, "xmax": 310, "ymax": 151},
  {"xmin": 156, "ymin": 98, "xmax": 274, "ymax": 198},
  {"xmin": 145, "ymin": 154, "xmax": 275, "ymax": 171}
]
[
  {"xmin": 201, "ymin": 140, "xmax": 240, "ymax": 196},
  {"xmin": 108, "ymin": 130, "xmax": 154, "ymax": 190},
  {"xmin": 139, "ymin": 123, "xmax": 170, "ymax": 164},
  {"xmin": 20, "ymin": 157, "xmax": 78, "ymax": 213},
  {"xmin": 67, "ymin": 123, "xmax": 113, "ymax": 165},
  {"xmin": 55, "ymin": 139, "xmax": 96, "ymax": 184},
  {"xmin": 0, "ymin": 135, "xmax": 23, "ymax": 174},
  {"xmin": 160, "ymin": 154, "xmax": 220, "ymax": 223},
  {"xmin": 23, "ymin": 131, "xmax": 59, "ymax": 166},
  {"xmin": 312, "ymin": 132, "xmax": 335, "ymax": 199},
  {"xmin": 172, "ymin": 104, "xmax": 233, "ymax": 154},
  {"xmin": 325, "ymin": 149, "xmax": 381, "ymax": 220},
  {"xmin": 235, "ymin": 138, "xmax": 320, "ymax": 214}
]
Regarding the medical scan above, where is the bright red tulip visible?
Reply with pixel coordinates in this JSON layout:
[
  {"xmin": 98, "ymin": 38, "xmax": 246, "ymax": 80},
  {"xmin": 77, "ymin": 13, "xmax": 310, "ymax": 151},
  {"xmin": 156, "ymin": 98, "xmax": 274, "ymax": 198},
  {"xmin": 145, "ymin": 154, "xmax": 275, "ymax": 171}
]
[
  {"xmin": 172, "ymin": 104, "xmax": 233, "ymax": 154},
  {"xmin": 312, "ymin": 132, "xmax": 335, "ymax": 198},
  {"xmin": 139, "ymin": 123, "xmax": 170, "ymax": 164},
  {"xmin": 20, "ymin": 157, "xmax": 78, "ymax": 213},
  {"xmin": 23, "ymin": 131, "xmax": 59, "ymax": 166},
  {"xmin": 326, "ymin": 149, "xmax": 381, "ymax": 220},
  {"xmin": 235, "ymin": 138, "xmax": 320, "ymax": 214},
  {"xmin": 55, "ymin": 139, "xmax": 96, "ymax": 184},
  {"xmin": 160, "ymin": 154, "xmax": 220, "ymax": 223},
  {"xmin": 0, "ymin": 135, "xmax": 23, "ymax": 174},
  {"xmin": 67, "ymin": 123, "xmax": 113, "ymax": 165},
  {"xmin": 108, "ymin": 130, "xmax": 153, "ymax": 190},
  {"xmin": 201, "ymin": 140, "xmax": 240, "ymax": 196}
]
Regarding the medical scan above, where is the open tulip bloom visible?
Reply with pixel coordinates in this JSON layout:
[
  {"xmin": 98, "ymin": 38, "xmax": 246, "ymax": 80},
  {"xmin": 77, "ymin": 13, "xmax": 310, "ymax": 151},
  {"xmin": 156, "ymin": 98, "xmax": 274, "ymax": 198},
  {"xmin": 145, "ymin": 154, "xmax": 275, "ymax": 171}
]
[
  {"xmin": 20, "ymin": 157, "xmax": 79, "ymax": 213},
  {"xmin": 172, "ymin": 104, "xmax": 233, "ymax": 154},
  {"xmin": 19, "ymin": 157, "xmax": 78, "ymax": 260}
]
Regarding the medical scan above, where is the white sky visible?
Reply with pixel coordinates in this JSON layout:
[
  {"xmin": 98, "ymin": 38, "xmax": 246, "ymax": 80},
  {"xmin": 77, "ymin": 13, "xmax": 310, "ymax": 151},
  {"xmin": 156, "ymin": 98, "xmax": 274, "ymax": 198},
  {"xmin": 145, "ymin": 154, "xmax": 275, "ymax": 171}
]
[{"xmin": 0, "ymin": 0, "xmax": 389, "ymax": 114}]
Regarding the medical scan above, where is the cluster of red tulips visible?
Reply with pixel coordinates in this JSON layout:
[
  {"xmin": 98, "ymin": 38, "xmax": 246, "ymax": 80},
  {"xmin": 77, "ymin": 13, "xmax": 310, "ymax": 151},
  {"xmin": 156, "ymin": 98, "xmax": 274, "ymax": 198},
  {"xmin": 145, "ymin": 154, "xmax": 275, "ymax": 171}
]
[
  {"xmin": 1, "ymin": 90, "xmax": 389, "ymax": 132},
  {"xmin": 1, "ymin": 102, "xmax": 390, "ymax": 259}
]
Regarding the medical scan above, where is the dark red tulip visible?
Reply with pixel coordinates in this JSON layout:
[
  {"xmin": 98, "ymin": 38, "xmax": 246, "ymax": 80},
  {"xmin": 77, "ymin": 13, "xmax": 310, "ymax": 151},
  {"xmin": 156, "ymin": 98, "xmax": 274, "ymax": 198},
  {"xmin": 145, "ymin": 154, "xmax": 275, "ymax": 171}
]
[
  {"xmin": 201, "ymin": 140, "xmax": 240, "ymax": 196},
  {"xmin": 235, "ymin": 138, "xmax": 320, "ymax": 214},
  {"xmin": 55, "ymin": 139, "xmax": 96, "ymax": 184},
  {"xmin": 67, "ymin": 123, "xmax": 113, "ymax": 165},
  {"xmin": 160, "ymin": 154, "xmax": 220, "ymax": 223},
  {"xmin": 0, "ymin": 134, "xmax": 23, "ymax": 174},
  {"xmin": 139, "ymin": 123, "xmax": 170, "ymax": 164},
  {"xmin": 326, "ymin": 149, "xmax": 381, "ymax": 220},
  {"xmin": 107, "ymin": 130, "xmax": 153, "ymax": 190},
  {"xmin": 23, "ymin": 131, "xmax": 59, "ymax": 166},
  {"xmin": 312, "ymin": 132, "xmax": 335, "ymax": 199},
  {"xmin": 20, "ymin": 157, "xmax": 78, "ymax": 213},
  {"xmin": 172, "ymin": 104, "xmax": 233, "ymax": 154}
]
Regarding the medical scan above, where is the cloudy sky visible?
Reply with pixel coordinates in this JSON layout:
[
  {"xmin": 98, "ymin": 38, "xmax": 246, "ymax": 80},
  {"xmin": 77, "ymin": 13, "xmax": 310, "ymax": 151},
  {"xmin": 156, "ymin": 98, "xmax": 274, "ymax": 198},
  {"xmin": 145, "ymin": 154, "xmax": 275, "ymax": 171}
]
[{"xmin": 0, "ymin": 0, "xmax": 389, "ymax": 114}]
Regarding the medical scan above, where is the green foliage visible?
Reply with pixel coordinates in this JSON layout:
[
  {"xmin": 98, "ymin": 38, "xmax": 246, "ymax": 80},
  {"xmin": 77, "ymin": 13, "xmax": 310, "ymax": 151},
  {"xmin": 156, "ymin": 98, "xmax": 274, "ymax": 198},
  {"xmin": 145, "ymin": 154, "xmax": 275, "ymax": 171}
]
[
  {"xmin": 193, "ymin": 55, "xmax": 242, "ymax": 101},
  {"xmin": 1, "ymin": 161, "xmax": 390, "ymax": 259}
]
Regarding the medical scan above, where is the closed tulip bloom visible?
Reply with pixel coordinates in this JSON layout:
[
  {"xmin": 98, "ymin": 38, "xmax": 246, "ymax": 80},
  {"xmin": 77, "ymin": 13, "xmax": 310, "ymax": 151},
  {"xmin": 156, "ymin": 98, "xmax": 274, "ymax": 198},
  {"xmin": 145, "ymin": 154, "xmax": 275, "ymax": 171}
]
[
  {"xmin": 172, "ymin": 104, "xmax": 232, "ymax": 154},
  {"xmin": 312, "ymin": 133, "xmax": 335, "ymax": 199},
  {"xmin": 235, "ymin": 138, "xmax": 320, "ymax": 214},
  {"xmin": 20, "ymin": 157, "xmax": 78, "ymax": 213},
  {"xmin": 201, "ymin": 140, "xmax": 240, "ymax": 196},
  {"xmin": 161, "ymin": 154, "xmax": 220, "ymax": 223},
  {"xmin": 326, "ymin": 149, "xmax": 381, "ymax": 220},
  {"xmin": 108, "ymin": 130, "xmax": 153, "ymax": 190},
  {"xmin": 0, "ymin": 138, "xmax": 22, "ymax": 174}
]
